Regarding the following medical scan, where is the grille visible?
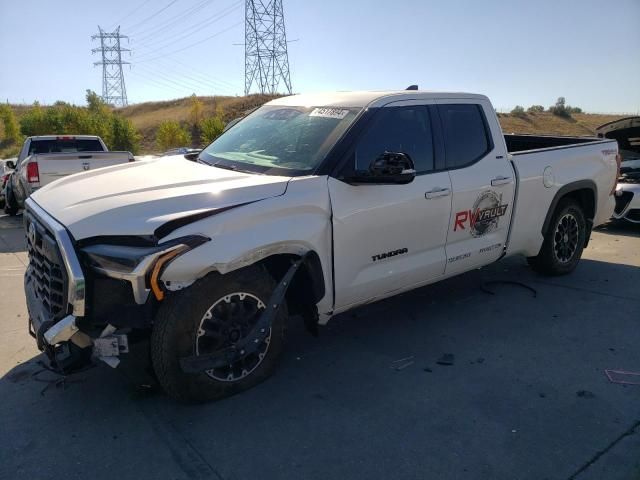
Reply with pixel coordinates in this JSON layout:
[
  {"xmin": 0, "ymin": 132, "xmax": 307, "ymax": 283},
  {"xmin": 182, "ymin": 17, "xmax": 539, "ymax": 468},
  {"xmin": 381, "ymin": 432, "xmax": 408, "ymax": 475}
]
[
  {"xmin": 25, "ymin": 211, "xmax": 68, "ymax": 321},
  {"xmin": 614, "ymin": 191, "xmax": 634, "ymax": 215}
]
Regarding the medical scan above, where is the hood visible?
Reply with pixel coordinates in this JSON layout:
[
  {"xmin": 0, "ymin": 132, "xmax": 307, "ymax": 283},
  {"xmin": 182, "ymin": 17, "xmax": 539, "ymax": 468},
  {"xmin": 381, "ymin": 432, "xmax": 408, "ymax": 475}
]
[{"xmin": 31, "ymin": 156, "xmax": 290, "ymax": 240}]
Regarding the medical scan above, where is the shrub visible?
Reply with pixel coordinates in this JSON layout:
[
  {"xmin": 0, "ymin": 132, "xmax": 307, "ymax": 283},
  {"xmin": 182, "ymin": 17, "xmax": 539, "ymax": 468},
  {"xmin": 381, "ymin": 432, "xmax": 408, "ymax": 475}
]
[
  {"xmin": 510, "ymin": 105, "xmax": 526, "ymax": 117},
  {"xmin": 200, "ymin": 116, "xmax": 225, "ymax": 144},
  {"xmin": 110, "ymin": 115, "xmax": 141, "ymax": 154},
  {"xmin": 549, "ymin": 97, "xmax": 575, "ymax": 118},
  {"xmin": 527, "ymin": 105, "xmax": 544, "ymax": 113},
  {"xmin": 17, "ymin": 91, "xmax": 141, "ymax": 154},
  {"xmin": 189, "ymin": 94, "xmax": 204, "ymax": 127},
  {"xmin": 19, "ymin": 102, "xmax": 48, "ymax": 136},
  {"xmin": 156, "ymin": 121, "xmax": 191, "ymax": 151},
  {"xmin": 0, "ymin": 105, "xmax": 21, "ymax": 144}
]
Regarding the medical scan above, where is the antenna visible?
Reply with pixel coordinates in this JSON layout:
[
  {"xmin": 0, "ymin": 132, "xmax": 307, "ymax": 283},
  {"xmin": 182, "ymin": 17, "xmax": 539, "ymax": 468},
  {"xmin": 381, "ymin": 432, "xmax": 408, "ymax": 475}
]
[
  {"xmin": 91, "ymin": 26, "xmax": 130, "ymax": 107},
  {"xmin": 244, "ymin": 0, "xmax": 292, "ymax": 96}
]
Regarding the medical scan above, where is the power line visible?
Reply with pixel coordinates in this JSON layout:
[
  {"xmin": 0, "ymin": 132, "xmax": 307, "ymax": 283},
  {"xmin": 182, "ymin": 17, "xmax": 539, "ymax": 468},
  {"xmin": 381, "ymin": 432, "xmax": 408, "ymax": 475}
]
[
  {"xmin": 134, "ymin": 1, "xmax": 241, "ymax": 54},
  {"xmin": 136, "ymin": 62, "xmax": 235, "ymax": 94},
  {"xmin": 129, "ymin": 69, "xmax": 199, "ymax": 95},
  {"xmin": 91, "ymin": 26, "xmax": 130, "ymax": 106},
  {"xmin": 135, "ymin": 20, "xmax": 243, "ymax": 63},
  {"xmin": 108, "ymin": 0, "xmax": 155, "ymax": 31},
  {"xmin": 124, "ymin": 0, "xmax": 179, "ymax": 32},
  {"xmin": 244, "ymin": 0, "xmax": 292, "ymax": 95},
  {"xmin": 133, "ymin": 0, "xmax": 212, "ymax": 40},
  {"xmin": 143, "ymin": 56, "xmax": 240, "ymax": 91}
]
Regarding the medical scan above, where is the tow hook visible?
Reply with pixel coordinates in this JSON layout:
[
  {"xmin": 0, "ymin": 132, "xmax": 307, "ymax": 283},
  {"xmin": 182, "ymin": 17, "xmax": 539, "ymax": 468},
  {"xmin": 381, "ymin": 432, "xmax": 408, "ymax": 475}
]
[{"xmin": 180, "ymin": 253, "xmax": 310, "ymax": 373}]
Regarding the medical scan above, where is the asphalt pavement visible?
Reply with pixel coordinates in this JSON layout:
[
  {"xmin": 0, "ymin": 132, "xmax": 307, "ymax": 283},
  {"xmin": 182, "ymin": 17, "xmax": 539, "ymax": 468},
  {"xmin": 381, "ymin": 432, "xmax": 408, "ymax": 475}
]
[{"xmin": 1, "ymin": 212, "xmax": 639, "ymax": 480}]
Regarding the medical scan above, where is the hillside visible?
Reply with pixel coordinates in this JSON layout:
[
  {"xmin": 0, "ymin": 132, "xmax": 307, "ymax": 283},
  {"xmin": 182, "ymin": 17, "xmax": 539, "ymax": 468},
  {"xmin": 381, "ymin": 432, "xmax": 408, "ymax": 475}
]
[
  {"xmin": 1, "ymin": 94, "xmax": 630, "ymax": 157},
  {"xmin": 117, "ymin": 94, "xmax": 280, "ymax": 153},
  {"xmin": 118, "ymin": 96, "xmax": 627, "ymax": 154}
]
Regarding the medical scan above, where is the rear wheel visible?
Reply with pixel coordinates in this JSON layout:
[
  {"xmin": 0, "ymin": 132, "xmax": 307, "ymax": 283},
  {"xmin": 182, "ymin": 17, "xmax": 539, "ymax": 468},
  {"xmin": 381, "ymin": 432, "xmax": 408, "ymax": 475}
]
[
  {"xmin": 3, "ymin": 187, "xmax": 18, "ymax": 216},
  {"xmin": 151, "ymin": 265, "xmax": 287, "ymax": 403},
  {"xmin": 527, "ymin": 198, "xmax": 586, "ymax": 275}
]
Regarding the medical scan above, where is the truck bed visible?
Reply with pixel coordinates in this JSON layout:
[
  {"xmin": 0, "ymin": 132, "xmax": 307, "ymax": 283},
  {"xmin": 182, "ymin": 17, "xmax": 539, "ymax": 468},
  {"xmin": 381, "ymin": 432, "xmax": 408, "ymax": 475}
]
[
  {"xmin": 504, "ymin": 134, "xmax": 603, "ymax": 154},
  {"xmin": 505, "ymin": 135, "xmax": 618, "ymax": 258}
]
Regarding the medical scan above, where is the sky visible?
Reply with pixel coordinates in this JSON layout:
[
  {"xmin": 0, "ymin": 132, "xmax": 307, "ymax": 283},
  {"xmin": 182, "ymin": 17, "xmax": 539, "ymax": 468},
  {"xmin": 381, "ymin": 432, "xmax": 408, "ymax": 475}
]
[{"xmin": 0, "ymin": 0, "xmax": 639, "ymax": 113}]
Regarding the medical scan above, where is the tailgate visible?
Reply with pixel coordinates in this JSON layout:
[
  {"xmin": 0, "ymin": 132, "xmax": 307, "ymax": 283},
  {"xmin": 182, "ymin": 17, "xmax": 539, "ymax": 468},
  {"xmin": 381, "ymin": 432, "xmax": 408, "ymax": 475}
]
[{"xmin": 36, "ymin": 152, "xmax": 133, "ymax": 186}]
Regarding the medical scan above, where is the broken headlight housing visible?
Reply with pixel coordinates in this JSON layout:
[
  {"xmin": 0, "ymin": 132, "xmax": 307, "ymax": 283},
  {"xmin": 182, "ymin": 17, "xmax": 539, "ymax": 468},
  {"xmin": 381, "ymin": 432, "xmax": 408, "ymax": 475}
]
[{"xmin": 81, "ymin": 235, "xmax": 209, "ymax": 303}]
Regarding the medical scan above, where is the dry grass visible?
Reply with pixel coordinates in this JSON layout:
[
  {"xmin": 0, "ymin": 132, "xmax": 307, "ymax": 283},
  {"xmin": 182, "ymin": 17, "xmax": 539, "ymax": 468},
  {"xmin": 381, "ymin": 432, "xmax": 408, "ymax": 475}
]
[
  {"xmin": 117, "ymin": 94, "xmax": 280, "ymax": 152},
  {"xmin": 498, "ymin": 112, "xmax": 626, "ymax": 137}
]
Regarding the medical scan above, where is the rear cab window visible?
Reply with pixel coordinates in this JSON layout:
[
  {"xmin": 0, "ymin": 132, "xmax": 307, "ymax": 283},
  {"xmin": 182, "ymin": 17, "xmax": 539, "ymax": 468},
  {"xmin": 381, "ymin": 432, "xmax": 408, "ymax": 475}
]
[
  {"xmin": 29, "ymin": 138, "xmax": 104, "ymax": 155},
  {"xmin": 437, "ymin": 104, "xmax": 493, "ymax": 169}
]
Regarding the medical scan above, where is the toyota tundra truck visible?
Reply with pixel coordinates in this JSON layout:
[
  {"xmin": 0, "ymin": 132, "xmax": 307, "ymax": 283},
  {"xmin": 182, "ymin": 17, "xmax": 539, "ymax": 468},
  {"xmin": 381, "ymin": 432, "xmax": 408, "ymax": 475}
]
[
  {"xmin": 22, "ymin": 91, "xmax": 619, "ymax": 402},
  {"xmin": 4, "ymin": 135, "xmax": 134, "ymax": 215}
]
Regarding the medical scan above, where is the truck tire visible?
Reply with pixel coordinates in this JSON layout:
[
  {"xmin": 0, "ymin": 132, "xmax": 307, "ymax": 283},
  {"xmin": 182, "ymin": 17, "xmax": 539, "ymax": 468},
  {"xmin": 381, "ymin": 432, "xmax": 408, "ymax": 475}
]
[
  {"xmin": 3, "ymin": 188, "xmax": 18, "ymax": 216},
  {"xmin": 527, "ymin": 198, "xmax": 586, "ymax": 276},
  {"xmin": 151, "ymin": 265, "xmax": 288, "ymax": 403}
]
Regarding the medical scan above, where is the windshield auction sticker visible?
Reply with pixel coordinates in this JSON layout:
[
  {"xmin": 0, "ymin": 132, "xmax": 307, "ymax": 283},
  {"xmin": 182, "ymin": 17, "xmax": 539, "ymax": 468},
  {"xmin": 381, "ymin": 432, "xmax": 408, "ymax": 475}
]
[{"xmin": 309, "ymin": 108, "xmax": 350, "ymax": 119}]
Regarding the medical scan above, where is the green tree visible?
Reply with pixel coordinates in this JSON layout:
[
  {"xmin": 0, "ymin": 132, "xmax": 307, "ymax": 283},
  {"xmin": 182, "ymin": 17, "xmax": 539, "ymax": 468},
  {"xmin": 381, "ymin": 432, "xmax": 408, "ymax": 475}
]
[
  {"xmin": 200, "ymin": 116, "xmax": 225, "ymax": 144},
  {"xmin": 86, "ymin": 89, "xmax": 110, "ymax": 117},
  {"xmin": 20, "ymin": 101, "xmax": 48, "ymax": 136},
  {"xmin": 510, "ymin": 105, "xmax": 526, "ymax": 117},
  {"xmin": 17, "ymin": 91, "xmax": 141, "ymax": 154},
  {"xmin": 0, "ymin": 105, "xmax": 21, "ymax": 144},
  {"xmin": 549, "ymin": 97, "xmax": 571, "ymax": 118},
  {"xmin": 110, "ymin": 115, "xmax": 141, "ymax": 153},
  {"xmin": 189, "ymin": 94, "xmax": 204, "ymax": 126},
  {"xmin": 527, "ymin": 105, "xmax": 544, "ymax": 113},
  {"xmin": 156, "ymin": 121, "xmax": 191, "ymax": 151}
]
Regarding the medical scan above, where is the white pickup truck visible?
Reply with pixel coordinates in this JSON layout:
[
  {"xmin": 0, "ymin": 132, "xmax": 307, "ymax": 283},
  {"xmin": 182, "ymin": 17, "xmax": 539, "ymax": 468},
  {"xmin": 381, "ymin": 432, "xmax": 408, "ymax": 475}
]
[
  {"xmin": 22, "ymin": 91, "xmax": 619, "ymax": 402},
  {"xmin": 4, "ymin": 135, "xmax": 134, "ymax": 215}
]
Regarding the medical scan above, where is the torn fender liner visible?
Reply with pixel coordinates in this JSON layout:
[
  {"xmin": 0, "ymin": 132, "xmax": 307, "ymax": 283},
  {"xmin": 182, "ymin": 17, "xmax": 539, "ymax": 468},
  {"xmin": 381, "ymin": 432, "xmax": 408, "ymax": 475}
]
[
  {"xmin": 154, "ymin": 201, "xmax": 257, "ymax": 240},
  {"xmin": 180, "ymin": 252, "xmax": 310, "ymax": 373}
]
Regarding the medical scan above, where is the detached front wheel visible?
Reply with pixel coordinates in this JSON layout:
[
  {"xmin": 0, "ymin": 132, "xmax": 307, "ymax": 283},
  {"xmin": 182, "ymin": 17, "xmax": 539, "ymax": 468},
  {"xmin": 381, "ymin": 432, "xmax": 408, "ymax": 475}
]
[
  {"xmin": 151, "ymin": 265, "xmax": 287, "ymax": 403},
  {"xmin": 527, "ymin": 198, "xmax": 586, "ymax": 275}
]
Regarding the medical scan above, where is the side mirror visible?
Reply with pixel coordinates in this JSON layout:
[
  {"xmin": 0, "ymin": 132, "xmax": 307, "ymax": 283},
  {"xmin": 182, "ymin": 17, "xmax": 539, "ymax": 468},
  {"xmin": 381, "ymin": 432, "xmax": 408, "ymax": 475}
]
[
  {"xmin": 5, "ymin": 160, "xmax": 15, "ymax": 170},
  {"xmin": 347, "ymin": 152, "xmax": 416, "ymax": 185}
]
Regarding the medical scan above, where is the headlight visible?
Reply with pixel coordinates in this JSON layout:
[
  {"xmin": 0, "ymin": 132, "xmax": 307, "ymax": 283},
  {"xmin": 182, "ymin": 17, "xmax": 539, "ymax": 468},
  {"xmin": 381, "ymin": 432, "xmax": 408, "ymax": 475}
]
[{"xmin": 81, "ymin": 235, "xmax": 209, "ymax": 303}]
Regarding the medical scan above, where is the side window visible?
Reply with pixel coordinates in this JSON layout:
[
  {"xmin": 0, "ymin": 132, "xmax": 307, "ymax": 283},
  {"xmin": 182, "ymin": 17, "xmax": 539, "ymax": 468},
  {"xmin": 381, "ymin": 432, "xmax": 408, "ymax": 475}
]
[
  {"xmin": 438, "ymin": 104, "xmax": 492, "ymax": 169},
  {"xmin": 355, "ymin": 106, "xmax": 434, "ymax": 173}
]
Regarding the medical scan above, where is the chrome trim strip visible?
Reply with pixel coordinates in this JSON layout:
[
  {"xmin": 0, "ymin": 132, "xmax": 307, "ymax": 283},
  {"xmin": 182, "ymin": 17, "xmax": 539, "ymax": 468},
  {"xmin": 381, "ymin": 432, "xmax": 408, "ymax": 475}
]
[
  {"xmin": 44, "ymin": 314, "xmax": 79, "ymax": 344},
  {"xmin": 25, "ymin": 198, "xmax": 86, "ymax": 317}
]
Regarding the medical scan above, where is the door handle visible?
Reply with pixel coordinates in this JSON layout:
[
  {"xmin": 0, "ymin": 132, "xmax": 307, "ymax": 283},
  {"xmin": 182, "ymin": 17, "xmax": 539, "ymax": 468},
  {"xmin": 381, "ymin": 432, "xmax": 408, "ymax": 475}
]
[
  {"xmin": 425, "ymin": 188, "xmax": 451, "ymax": 199},
  {"xmin": 491, "ymin": 176, "xmax": 513, "ymax": 186}
]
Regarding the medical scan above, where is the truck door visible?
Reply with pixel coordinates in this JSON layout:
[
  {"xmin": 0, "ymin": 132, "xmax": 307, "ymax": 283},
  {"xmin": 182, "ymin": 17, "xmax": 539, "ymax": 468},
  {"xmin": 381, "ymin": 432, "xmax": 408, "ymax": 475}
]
[
  {"xmin": 329, "ymin": 103, "xmax": 452, "ymax": 311},
  {"xmin": 436, "ymin": 100, "xmax": 515, "ymax": 275}
]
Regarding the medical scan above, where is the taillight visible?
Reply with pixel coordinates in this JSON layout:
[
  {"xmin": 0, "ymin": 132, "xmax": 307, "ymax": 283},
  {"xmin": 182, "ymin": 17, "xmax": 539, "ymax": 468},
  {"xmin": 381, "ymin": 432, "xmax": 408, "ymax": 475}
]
[{"xmin": 27, "ymin": 162, "xmax": 40, "ymax": 183}]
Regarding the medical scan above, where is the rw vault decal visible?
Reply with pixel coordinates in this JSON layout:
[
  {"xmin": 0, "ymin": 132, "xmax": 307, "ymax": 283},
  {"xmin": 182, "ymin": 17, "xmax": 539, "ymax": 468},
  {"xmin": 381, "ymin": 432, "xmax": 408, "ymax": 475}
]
[{"xmin": 454, "ymin": 190, "xmax": 508, "ymax": 238}]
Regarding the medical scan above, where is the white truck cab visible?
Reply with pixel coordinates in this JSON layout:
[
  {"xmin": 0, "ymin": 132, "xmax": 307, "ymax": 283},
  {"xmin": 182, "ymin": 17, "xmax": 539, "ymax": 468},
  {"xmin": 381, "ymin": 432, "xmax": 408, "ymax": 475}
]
[{"xmin": 23, "ymin": 91, "xmax": 618, "ymax": 402}]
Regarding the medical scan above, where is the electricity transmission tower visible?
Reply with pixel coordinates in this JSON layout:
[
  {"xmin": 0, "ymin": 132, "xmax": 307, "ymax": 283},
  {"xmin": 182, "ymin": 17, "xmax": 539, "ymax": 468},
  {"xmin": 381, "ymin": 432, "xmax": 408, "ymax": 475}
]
[
  {"xmin": 91, "ymin": 26, "xmax": 130, "ymax": 107},
  {"xmin": 244, "ymin": 0, "xmax": 292, "ymax": 96}
]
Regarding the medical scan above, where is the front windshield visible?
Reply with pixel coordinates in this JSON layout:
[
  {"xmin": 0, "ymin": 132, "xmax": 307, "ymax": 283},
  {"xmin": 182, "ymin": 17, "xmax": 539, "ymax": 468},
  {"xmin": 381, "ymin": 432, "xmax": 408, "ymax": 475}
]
[{"xmin": 199, "ymin": 105, "xmax": 361, "ymax": 176}]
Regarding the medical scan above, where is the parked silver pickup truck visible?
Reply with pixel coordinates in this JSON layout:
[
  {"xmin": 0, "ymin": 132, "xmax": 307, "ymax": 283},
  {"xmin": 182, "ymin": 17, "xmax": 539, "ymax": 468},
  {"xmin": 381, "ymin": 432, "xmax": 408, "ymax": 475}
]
[{"xmin": 4, "ymin": 135, "xmax": 134, "ymax": 215}]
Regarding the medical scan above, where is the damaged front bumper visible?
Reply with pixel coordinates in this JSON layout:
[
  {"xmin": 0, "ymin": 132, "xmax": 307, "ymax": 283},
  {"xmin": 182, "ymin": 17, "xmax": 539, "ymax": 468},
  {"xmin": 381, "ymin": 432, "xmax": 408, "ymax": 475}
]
[
  {"xmin": 24, "ymin": 198, "xmax": 128, "ymax": 373},
  {"xmin": 26, "ymin": 267, "xmax": 129, "ymax": 372}
]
